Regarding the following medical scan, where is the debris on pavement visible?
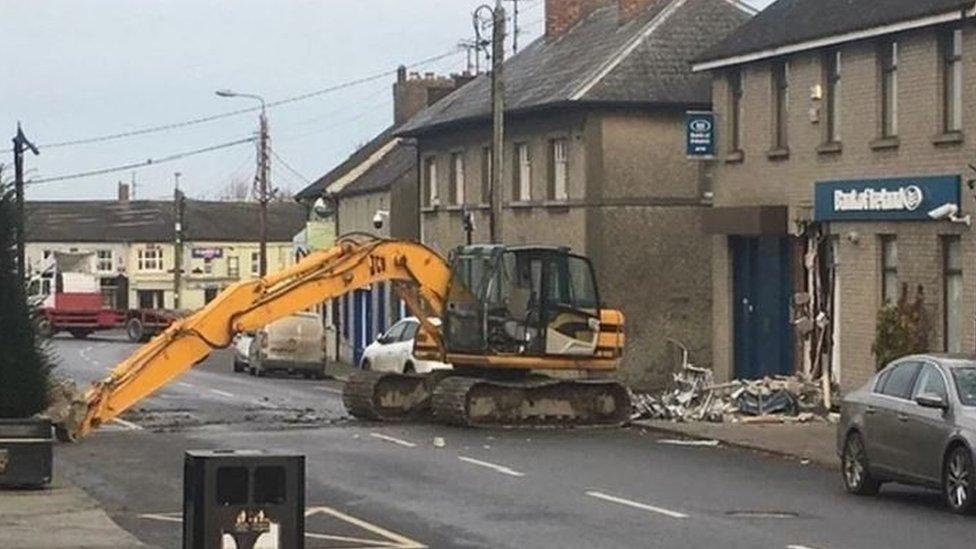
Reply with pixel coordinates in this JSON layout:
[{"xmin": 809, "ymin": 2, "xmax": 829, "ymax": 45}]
[
  {"xmin": 630, "ymin": 363, "xmax": 835, "ymax": 424},
  {"xmin": 433, "ymin": 436, "xmax": 446, "ymax": 448}
]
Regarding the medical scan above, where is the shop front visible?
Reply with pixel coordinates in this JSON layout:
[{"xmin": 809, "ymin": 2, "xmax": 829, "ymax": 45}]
[{"xmin": 815, "ymin": 174, "xmax": 968, "ymax": 388}]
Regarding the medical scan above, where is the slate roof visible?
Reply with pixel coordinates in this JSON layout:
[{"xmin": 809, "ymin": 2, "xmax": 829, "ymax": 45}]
[
  {"xmin": 697, "ymin": 0, "xmax": 972, "ymax": 65},
  {"xmin": 333, "ymin": 141, "xmax": 416, "ymax": 199},
  {"xmin": 24, "ymin": 200, "xmax": 307, "ymax": 243},
  {"xmin": 294, "ymin": 125, "xmax": 397, "ymax": 200},
  {"xmin": 399, "ymin": 0, "xmax": 752, "ymax": 136}
]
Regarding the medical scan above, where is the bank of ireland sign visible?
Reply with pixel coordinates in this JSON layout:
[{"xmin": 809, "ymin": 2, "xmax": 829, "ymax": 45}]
[
  {"xmin": 814, "ymin": 175, "xmax": 961, "ymax": 221},
  {"xmin": 686, "ymin": 111, "xmax": 716, "ymax": 158}
]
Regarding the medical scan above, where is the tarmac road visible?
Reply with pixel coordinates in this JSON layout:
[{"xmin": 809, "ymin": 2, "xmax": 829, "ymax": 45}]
[{"xmin": 52, "ymin": 332, "xmax": 974, "ymax": 549}]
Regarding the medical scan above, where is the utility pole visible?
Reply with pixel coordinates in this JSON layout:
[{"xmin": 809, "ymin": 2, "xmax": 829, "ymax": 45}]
[
  {"xmin": 12, "ymin": 123, "xmax": 39, "ymax": 283},
  {"xmin": 257, "ymin": 109, "xmax": 270, "ymax": 276},
  {"xmin": 215, "ymin": 89, "xmax": 269, "ymax": 276},
  {"xmin": 490, "ymin": 1, "xmax": 506, "ymax": 243},
  {"xmin": 508, "ymin": 0, "xmax": 521, "ymax": 54},
  {"xmin": 173, "ymin": 172, "xmax": 185, "ymax": 309}
]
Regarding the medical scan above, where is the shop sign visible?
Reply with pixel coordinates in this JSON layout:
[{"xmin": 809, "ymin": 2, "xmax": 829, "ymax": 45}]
[
  {"xmin": 814, "ymin": 175, "xmax": 961, "ymax": 221},
  {"xmin": 686, "ymin": 111, "xmax": 716, "ymax": 159},
  {"xmin": 192, "ymin": 248, "xmax": 224, "ymax": 260}
]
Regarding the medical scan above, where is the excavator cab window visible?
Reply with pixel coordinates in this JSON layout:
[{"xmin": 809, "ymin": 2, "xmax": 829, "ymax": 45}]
[{"xmin": 444, "ymin": 246, "xmax": 602, "ymax": 357}]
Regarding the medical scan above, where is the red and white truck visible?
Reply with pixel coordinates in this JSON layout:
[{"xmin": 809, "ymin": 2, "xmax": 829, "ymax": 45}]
[{"xmin": 27, "ymin": 252, "xmax": 181, "ymax": 342}]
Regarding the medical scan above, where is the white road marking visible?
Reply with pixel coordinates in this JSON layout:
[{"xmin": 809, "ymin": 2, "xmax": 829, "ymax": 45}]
[
  {"xmin": 787, "ymin": 545, "xmax": 821, "ymax": 549},
  {"xmin": 585, "ymin": 490, "xmax": 689, "ymax": 519},
  {"xmin": 177, "ymin": 382, "xmax": 195, "ymax": 388},
  {"xmin": 317, "ymin": 385, "xmax": 344, "ymax": 395},
  {"xmin": 112, "ymin": 418, "xmax": 144, "ymax": 431},
  {"xmin": 138, "ymin": 512, "xmax": 181, "ymax": 523},
  {"xmin": 658, "ymin": 439, "xmax": 720, "ymax": 447},
  {"xmin": 457, "ymin": 456, "xmax": 525, "ymax": 477},
  {"xmin": 210, "ymin": 389, "xmax": 235, "ymax": 398},
  {"xmin": 304, "ymin": 532, "xmax": 399, "ymax": 546},
  {"xmin": 370, "ymin": 433, "xmax": 418, "ymax": 448},
  {"xmin": 306, "ymin": 505, "xmax": 426, "ymax": 549}
]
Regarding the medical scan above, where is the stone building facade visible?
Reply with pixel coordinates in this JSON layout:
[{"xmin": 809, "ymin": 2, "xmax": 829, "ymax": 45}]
[
  {"xmin": 695, "ymin": 0, "xmax": 976, "ymax": 389},
  {"xmin": 401, "ymin": 0, "xmax": 753, "ymax": 388}
]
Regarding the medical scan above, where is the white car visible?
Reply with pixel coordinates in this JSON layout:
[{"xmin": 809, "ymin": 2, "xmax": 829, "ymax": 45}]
[{"xmin": 360, "ymin": 317, "xmax": 451, "ymax": 374}]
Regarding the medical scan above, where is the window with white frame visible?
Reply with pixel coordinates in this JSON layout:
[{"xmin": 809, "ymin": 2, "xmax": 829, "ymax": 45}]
[
  {"xmin": 97, "ymin": 249, "xmax": 113, "ymax": 272},
  {"xmin": 481, "ymin": 146, "xmax": 492, "ymax": 204},
  {"xmin": 880, "ymin": 41, "xmax": 898, "ymax": 138},
  {"xmin": 514, "ymin": 143, "xmax": 531, "ymax": 201},
  {"xmin": 250, "ymin": 251, "xmax": 260, "ymax": 276},
  {"xmin": 228, "ymin": 256, "xmax": 240, "ymax": 278},
  {"xmin": 550, "ymin": 139, "xmax": 568, "ymax": 200},
  {"xmin": 137, "ymin": 247, "xmax": 163, "ymax": 272},
  {"xmin": 450, "ymin": 152, "xmax": 465, "ymax": 205},
  {"xmin": 942, "ymin": 28, "xmax": 963, "ymax": 133},
  {"xmin": 424, "ymin": 156, "xmax": 438, "ymax": 206}
]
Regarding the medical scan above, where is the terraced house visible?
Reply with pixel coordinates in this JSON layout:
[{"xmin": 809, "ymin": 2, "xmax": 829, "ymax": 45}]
[
  {"xmin": 400, "ymin": 0, "xmax": 753, "ymax": 387},
  {"xmin": 695, "ymin": 0, "xmax": 976, "ymax": 389}
]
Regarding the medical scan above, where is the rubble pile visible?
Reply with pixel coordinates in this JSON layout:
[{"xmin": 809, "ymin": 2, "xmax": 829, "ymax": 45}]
[{"xmin": 631, "ymin": 364, "xmax": 831, "ymax": 424}]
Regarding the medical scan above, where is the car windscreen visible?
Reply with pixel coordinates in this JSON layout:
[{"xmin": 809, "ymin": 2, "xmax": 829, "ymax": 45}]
[{"xmin": 952, "ymin": 367, "xmax": 976, "ymax": 406}]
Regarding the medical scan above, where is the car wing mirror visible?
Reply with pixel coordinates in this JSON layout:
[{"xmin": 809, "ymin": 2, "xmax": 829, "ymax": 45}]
[{"xmin": 915, "ymin": 392, "xmax": 948, "ymax": 410}]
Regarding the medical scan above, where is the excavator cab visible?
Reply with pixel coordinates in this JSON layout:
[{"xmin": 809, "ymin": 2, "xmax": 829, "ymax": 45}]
[{"xmin": 444, "ymin": 246, "xmax": 602, "ymax": 358}]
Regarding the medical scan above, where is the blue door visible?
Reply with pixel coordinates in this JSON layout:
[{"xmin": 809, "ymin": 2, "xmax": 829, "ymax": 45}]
[
  {"xmin": 352, "ymin": 288, "xmax": 373, "ymax": 366},
  {"xmin": 732, "ymin": 236, "xmax": 794, "ymax": 379}
]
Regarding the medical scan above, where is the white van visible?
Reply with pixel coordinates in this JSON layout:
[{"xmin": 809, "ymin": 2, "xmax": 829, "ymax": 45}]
[{"xmin": 234, "ymin": 312, "xmax": 327, "ymax": 379}]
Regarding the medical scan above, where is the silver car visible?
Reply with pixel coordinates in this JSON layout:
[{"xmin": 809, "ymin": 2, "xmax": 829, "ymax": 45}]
[{"xmin": 838, "ymin": 354, "xmax": 976, "ymax": 514}]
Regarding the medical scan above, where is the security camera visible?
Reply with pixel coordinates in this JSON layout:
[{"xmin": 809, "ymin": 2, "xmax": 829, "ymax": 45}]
[
  {"xmin": 929, "ymin": 203, "xmax": 972, "ymax": 226},
  {"xmin": 312, "ymin": 197, "xmax": 332, "ymax": 218},
  {"xmin": 372, "ymin": 210, "xmax": 390, "ymax": 230},
  {"xmin": 928, "ymin": 203, "xmax": 959, "ymax": 220}
]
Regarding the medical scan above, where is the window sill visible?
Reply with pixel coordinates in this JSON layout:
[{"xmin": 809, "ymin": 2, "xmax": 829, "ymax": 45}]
[
  {"xmin": 870, "ymin": 137, "xmax": 900, "ymax": 151},
  {"xmin": 932, "ymin": 131, "xmax": 964, "ymax": 146},
  {"xmin": 724, "ymin": 150, "xmax": 744, "ymax": 164},
  {"xmin": 444, "ymin": 205, "xmax": 465, "ymax": 212},
  {"xmin": 420, "ymin": 205, "xmax": 439, "ymax": 213},
  {"xmin": 509, "ymin": 201, "xmax": 535, "ymax": 209},
  {"xmin": 817, "ymin": 141, "xmax": 843, "ymax": 155},
  {"xmin": 766, "ymin": 148, "xmax": 790, "ymax": 160},
  {"xmin": 542, "ymin": 199, "xmax": 571, "ymax": 209}
]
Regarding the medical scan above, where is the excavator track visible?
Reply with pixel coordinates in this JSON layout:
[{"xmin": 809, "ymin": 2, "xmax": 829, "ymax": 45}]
[
  {"xmin": 431, "ymin": 375, "xmax": 632, "ymax": 428},
  {"xmin": 342, "ymin": 370, "xmax": 434, "ymax": 421}
]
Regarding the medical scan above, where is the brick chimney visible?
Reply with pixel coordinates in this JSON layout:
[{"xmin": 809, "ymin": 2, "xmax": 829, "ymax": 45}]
[
  {"xmin": 117, "ymin": 182, "xmax": 130, "ymax": 202},
  {"xmin": 618, "ymin": 0, "xmax": 663, "ymax": 23},
  {"xmin": 546, "ymin": 0, "xmax": 605, "ymax": 39},
  {"xmin": 393, "ymin": 65, "xmax": 470, "ymax": 126}
]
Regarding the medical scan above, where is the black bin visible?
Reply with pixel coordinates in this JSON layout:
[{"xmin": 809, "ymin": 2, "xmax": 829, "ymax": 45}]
[
  {"xmin": 0, "ymin": 418, "xmax": 53, "ymax": 488},
  {"xmin": 183, "ymin": 450, "xmax": 304, "ymax": 549}
]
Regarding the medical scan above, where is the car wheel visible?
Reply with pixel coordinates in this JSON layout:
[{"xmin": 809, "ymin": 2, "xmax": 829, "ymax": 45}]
[
  {"xmin": 944, "ymin": 446, "xmax": 975, "ymax": 514},
  {"xmin": 842, "ymin": 432, "xmax": 880, "ymax": 496},
  {"xmin": 233, "ymin": 359, "xmax": 244, "ymax": 373},
  {"xmin": 403, "ymin": 362, "xmax": 416, "ymax": 374},
  {"xmin": 126, "ymin": 318, "xmax": 145, "ymax": 343}
]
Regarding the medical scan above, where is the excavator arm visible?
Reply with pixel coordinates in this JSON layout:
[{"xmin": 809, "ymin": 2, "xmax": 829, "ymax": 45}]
[{"xmin": 57, "ymin": 236, "xmax": 452, "ymax": 440}]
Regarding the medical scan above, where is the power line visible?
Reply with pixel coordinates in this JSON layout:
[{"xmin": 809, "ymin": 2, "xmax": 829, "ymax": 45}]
[
  {"xmin": 269, "ymin": 148, "xmax": 311, "ymax": 185},
  {"xmin": 27, "ymin": 137, "xmax": 256, "ymax": 185},
  {"xmin": 4, "ymin": 48, "xmax": 463, "ymax": 154}
]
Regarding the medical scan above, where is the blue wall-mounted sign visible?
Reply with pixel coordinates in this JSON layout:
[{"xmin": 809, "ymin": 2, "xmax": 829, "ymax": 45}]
[
  {"xmin": 686, "ymin": 111, "xmax": 716, "ymax": 159},
  {"xmin": 814, "ymin": 175, "xmax": 961, "ymax": 222}
]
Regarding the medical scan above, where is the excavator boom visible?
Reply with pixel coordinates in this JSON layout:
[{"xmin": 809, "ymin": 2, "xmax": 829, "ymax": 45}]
[{"xmin": 59, "ymin": 236, "xmax": 452, "ymax": 439}]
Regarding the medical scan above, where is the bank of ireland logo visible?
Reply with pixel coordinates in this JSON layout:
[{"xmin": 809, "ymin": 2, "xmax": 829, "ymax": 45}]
[
  {"xmin": 690, "ymin": 119, "xmax": 712, "ymax": 133},
  {"xmin": 903, "ymin": 185, "xmax": 923, "ymax": 211}
]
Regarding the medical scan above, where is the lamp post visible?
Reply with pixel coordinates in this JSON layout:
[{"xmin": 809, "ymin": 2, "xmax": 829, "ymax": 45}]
[{"xmin": 216, "ymin": 89, "xmax": 270, "ymax": 276}]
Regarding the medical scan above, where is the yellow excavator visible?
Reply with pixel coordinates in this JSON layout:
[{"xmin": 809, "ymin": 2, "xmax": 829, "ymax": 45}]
[{"xmin": 52, "ymin": 234, "xmax": 629, "ymax": 441}]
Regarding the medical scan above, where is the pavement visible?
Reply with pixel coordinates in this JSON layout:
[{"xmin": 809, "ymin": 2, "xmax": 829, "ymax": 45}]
[
  {"xmin": 634, "ymin": 419, "xmax": 840, "ymax": 469},
  {"xmin": 0, "ymin": 475, "xmax": 143, "ymax": 548},
  {"xmin": 32, "ymin": 331, "xmax": 976, "ymax": 548}
]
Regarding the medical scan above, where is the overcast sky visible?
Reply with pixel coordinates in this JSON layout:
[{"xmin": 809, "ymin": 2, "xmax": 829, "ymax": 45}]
[{"xmin": 2, "ymin": 0, "xmax": 772, "ymax": 201}]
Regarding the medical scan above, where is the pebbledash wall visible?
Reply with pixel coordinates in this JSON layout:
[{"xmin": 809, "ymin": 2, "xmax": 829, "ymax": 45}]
[{"xmin": 701, "ymin": 20, "xmax": 976, "ymax": 390}]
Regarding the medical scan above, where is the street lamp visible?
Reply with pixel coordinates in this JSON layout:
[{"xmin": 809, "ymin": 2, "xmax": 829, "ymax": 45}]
[{"xmin": 216, "ymin": 89, "xmax": 270, "ymax": 276}]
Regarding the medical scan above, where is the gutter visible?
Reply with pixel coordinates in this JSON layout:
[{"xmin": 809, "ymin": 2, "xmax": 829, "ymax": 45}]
[{"xmin": 693, "ymin": 7, "xmax": 974, "ymax": 72}]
